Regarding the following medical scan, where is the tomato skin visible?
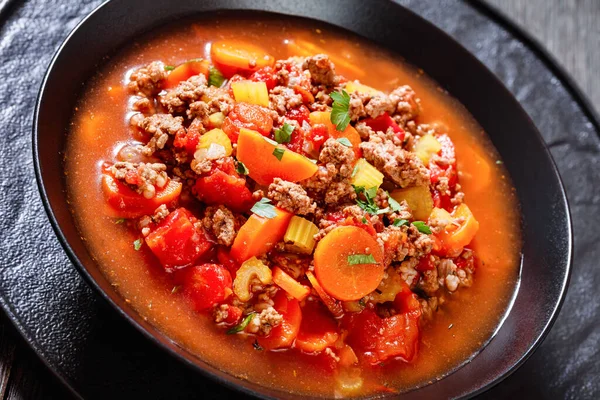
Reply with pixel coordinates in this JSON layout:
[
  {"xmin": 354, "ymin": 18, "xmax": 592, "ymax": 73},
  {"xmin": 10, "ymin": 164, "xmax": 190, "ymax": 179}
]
[
  {"xmin": 250, "ymin": 66, "xmax": 277, "ymax": 90},
  {"xmin": 415, "ymin": 256, "xmax": 435, "ymax": 272},
  {"xmin": 285, "ymin": 105, "xmax": 311, "ymax": 125},
  {"xmin": 222, "ymin": 305, "xmax": 243, "ymax": 325},
  {"xmin": 257, "ymin": 291, "xmax": 302, "ymax": 350},
  {"xmin": 221, "ymin": 102, "xmax": 273, "ymax": 143},
  {"xmin": 429, "ymin": 134, "xmax": 458, "ymax": 212},
  {"xmin": 295, "ymin": 300, "xmax": 339, "ymax": 353},
  {"xmin": 173, "ymin": 119, "xmax": 202, "ymax": 156},
  {"xmin": 363, "ymin": 113, "xmax": 405, "ymax": 141},
  {"xmin": 216, "ymin": 246, "xmax": 241, "ymax": 278},
  {"xmin": 183, "ymin": 264, "xmax": 232, "ymax": 311},
  {"xmin": 194, "ymin": 160, "xmax": 254, "ymax": 213},
  {"xmin": 145, "ymin": 208, "xmax": 213, "ymax": 272}
]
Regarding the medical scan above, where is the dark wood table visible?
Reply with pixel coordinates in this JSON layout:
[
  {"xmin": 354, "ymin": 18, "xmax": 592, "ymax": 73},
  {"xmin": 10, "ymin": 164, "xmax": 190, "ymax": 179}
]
[{"xmin": 0, "ymin": 1, "xmax": 597, "ymax": 398}]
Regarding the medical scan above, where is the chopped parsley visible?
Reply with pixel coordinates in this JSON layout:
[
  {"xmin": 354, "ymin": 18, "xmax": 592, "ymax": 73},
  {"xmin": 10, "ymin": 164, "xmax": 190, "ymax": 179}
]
[
  {"xmin": 495, "ymin": 160, "xmax": 503, "ymax": 165},
  {"xmin": 274, "ymin": 123, "xmax": 295, "ymax": 144},
  {"xmin": 393, "ymin": 219, "xmax": 409, "ymax": 227},
  {"xmin": 133, "ymin": 239, "xmax": 143, "ymax": 251},
  {"xmin": 208, "ymin": 66, "xmax": 226, "ymax": 87},
  {"xmin": 351, "ymin": 163, "xmax": 359, "ymax": 178},
  {"xmin": 387, "ymin": 193, "xmax": 402, "ymax": 212},
  {"xmin": 273, "ymin": 148, "xmax": 285, "ymax": 161},
  {"xmin": 412, "ymin": 221, "xmax": 432, "ymax": 234},
  {"xmin": 330, "ymin": 90, "xmax": 351, "ymax": 131},
  {"xmin": 251, "ymin": 198, "xmax": 277, "ymax": 219},
  {"xmin": 358, "ymin": 298, "xmax": 366, "ymax": 307},
  {"xmin": 171, "ymin": 285, "xmax": 181, "ymax": 294},
  {"xmin": 236, "ymin": 160, "xmax": 249, "ymax": 175},
  {"xmin": 347, "ymin": 254, "xmax": 377, "ymax": 265},
  {"xmin": 336, "ymin": 137, "xmax": 352, "ymax": 147},
  {"xmin": 361, "ymin": 217, "xmax": 367, "ymax": 224},
  {"xmin": 164, "ymin": 65, "xmax": 175, "ymax": 71},
  {"xmin": 354, "ymin": 185, "xmax": 380, "ymax": 214},
  {"xmin": 114, "ymin": 218, "xmax": 126, "ymax": 224},
  {"xmin": 227, "ymin": 313, "xmax": 256, "ymax": 335}
]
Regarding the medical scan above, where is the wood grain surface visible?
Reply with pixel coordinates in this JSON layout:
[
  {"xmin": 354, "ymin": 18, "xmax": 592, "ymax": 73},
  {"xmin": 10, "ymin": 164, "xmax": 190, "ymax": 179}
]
[{"xmin": 0, "ymin": 1, "xmax": 597, "ymax": 399}]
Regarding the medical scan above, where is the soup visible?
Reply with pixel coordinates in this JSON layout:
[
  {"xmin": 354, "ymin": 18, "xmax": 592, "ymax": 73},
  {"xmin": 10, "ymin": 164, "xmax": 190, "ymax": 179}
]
[{"xmin": 65, "ymin": 13, "xmax": 521, "ymax": 397}]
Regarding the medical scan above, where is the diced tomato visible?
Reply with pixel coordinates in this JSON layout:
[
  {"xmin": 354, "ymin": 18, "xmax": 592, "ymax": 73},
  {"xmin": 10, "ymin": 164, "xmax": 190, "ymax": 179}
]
[
  {"xmin": 250, "ymin": 66, "xmax": 277, "ymax": 90},
  {"xmin": 415, "ymin": 256, "xmax": 435, "ymax": 272},
  {"xmin": 429, "ymin": 134, "xmax": 458, "ymax": 212},
  {"xmin": 454, "ymin": 253, "xmax": 476, "ymax": 271},
  {"xmin": 285, "ymin": 105, "xmax": 310, "ymax": 125},
  {"xmin": 295, "ymin": 300, "xmax": 339, "ymax": 353},
  {"xmin": 293, "ymin": 85, "xmax": 315, "ymax": 104},
  {"xmin": 221, "ymin": 102, "xmax": 273, "ymax": 143},
  {"xmin": 216, "ymin": 246, "xmax": 241, "ymax": 278},
  {"xmin": 324, "ymin": 211, "xmax": 377, "ymax": 238},
  {"xmin": 173, "ymin": 119, "xmax": 202, "ymax": 156},
  {"xmin": 222, "ymin": 305, "xmax": 243, "ymax": 325},
  {"xmin": 194, "ymin": 160, "xmax": 253, "ymax": 212},
  {"xmin": 183, "ymin": 264, "xmax": 232, "ymax": 311},
  {"xmin": 257, "ymin": 291, "xmax": 302, "ymax": 350},
  {"xmin": 145, "ymin": 208, "xmax": 213, "ymax": 272},
  {"xmin": 363, "ymin": 113, "xmax": 405, "ymax": 141}
]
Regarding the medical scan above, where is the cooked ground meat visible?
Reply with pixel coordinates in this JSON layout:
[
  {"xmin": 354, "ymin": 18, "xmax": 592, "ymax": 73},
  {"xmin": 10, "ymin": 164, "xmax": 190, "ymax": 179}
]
[
  {"xmin": 160, "ymin": 74, "xmax": 208, "ymax": 114},
  {"xmin": 377, "ymin": 224, "xmax": 433, "ymax": 266},
  {"xmin": 267, "ymin": 178, "xmax": 317, "ymax": 215},
  {"xmin": 202, "ymin": 205, "xmax": 241, "ymax": 246},
  {"xmin": 360, "ymin": 135, "xmax": 430, "ymax": 188},
  {"xmin": 128, "ymin": 61, "xmax": 167, "ymax": 97},
  {"xmin": 109, "ymin": 161, "xmax": 168, "ymax": 199},
  {"xmin": 269, "ymin": 86, "xmax": 304, "ymax": 115},
  {"xmin": 246, "ymin": 306, "xmax": 283, "ymax": 336},
  {"xmin": 302, "ymin": 54, "xmax": 337, "ymax": 86},
  {"xmin": 138, "ymin": 114, "xmax": 185, "ymax": 156},
  {"xmin": 389, "ymin": 85, "xmax": 421, "ymax": 126}
]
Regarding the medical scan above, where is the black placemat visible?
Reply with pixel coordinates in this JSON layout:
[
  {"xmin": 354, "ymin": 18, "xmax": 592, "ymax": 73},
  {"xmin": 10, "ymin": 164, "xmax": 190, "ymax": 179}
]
[{"xmin": 0, "ymin": 0, "xmax": 598, "ymax": 398}]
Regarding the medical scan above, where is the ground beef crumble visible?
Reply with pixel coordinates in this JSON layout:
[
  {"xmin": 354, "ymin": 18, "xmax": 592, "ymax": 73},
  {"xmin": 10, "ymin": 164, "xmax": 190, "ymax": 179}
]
[
  {"xmin": 202, "ymin": 205, "xmax": 242, "ymax": 247},
  {"xmin": 138, "ymin": 114, "xmax": 185, "ymax": 156},
  {"xmin": 160, "ymin": 74, "xmax": 208, "ymax": 114},
  {"xmin": 267, "ymin": 178, "xmax": 317, "ymax": 215},
  {"xmin": 110, "ymin": 161, "xmax": 168, "ymax": 199},
  {"xmin": 128, "ymin": 61, "xmax": 167, "ymax": 97},
  {"xmin": 302, "ymin": 54, "xmax": 337, "ymax": 86}
]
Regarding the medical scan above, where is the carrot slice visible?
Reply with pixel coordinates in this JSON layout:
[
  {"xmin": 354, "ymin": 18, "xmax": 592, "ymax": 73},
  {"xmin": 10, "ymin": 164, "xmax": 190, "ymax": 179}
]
[
  {"xmin": 306, "ymin": 271, "xmax": 344, "ymax": 318},
  {"xmin": 433, "ymin": 203, "xmax": 479, "ymax": 256},
  {"xmin": 273, "ymin": 267, "xmax": 310, "ymax": 301},
  {"xmin": 230, "ymin": 207, "xmax": 293, "ymax": 263},
  {"xmin": 257, "ymin": 291, "xmax": 302, "ymax": 350},
  {"xmin": 163, "ymin": 59, "xmax": 210, "ymax": 89},
  {"xmin": 313, "ymin": 226, "xmax": 384, "ymax": 301},
  {"xmin": 210, "ymin": 39, "xmax": 274, "ymax": 78},
  {"xmin": 309, "ymin": 111, "xmax": 362, "ymax": 158},
  {"xmin": 295, "ymin": 300, "xmax": 339, "ymax": 353},
  {"xmin": 236, "ymin": 128, "xmax": 318, "ymax": 186},
  {"xmin": 101, "ymin": 174, "xmax": 182, "ymax": 218}
]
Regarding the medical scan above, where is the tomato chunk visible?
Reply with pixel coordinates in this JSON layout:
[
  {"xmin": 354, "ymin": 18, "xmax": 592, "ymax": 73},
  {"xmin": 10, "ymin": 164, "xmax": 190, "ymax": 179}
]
[
  {"xmin": 363, "ymin": 113, "xmax": 404, "ymax": 141},
  {"xmin": 257, "ymin": 291, "xmax": 302, "ymax": 350},
  {"xmin": 145, "ymin": 208, "xmax": 212, "ymax": 271},
  {"xmin": 183, "ymin": 264, "xmax": 232, "ymax": 311},
  {"xmin": 221, "ymin": 102, "xmax": 273, "ymax": 143},
  {"xmin": 250, "ymin": 66, "xmax": 277, "ymax": 90},
  {"xmin": 102, "ymin": 173, "xmax": 182, "ymax": 219},
  {"xmin": 194, "ymin": 160, "xmax": 254, "ymax": 213},
  {"xmin": 295, "ymin": 300, "xmax": 339, "ymax": 353}
]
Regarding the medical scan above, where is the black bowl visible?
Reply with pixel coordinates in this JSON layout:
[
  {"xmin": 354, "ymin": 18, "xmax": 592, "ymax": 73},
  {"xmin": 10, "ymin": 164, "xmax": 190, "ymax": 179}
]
[{"xmin": 33, "ymin": 0, "xmax": 572, "ymax": 398}]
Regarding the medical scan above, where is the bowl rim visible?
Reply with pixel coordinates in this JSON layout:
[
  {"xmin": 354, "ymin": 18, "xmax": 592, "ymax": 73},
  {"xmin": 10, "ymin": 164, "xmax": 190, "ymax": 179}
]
[{"xmin": 31, "ymin": 0, "xmax": 573, "ymax": 398}]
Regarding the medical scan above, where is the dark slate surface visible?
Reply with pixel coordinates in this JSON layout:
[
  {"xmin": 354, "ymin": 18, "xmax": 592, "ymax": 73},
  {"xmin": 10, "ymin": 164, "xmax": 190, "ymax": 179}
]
[{"xmin": 0, "ymin": 0, "xmax": 597, "ymax": 398}]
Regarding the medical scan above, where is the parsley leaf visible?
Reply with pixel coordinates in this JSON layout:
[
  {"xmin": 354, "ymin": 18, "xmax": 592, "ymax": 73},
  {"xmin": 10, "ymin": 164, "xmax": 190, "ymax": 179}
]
[
  {"xmin": 164, "ymin": 65, "xmax": 175, "ymax": 71},
  {"xmin": 133, "ymin": 239, "xmax": 143, "ymax": 251},
  {"xmin": 361, "ymin": 217, "xmax": 367, "ymax": 224},
  {"xmin": 347, "ymin": 254, "xmax": 376, "ymax": 265},
  {"xmin": 387, "ymin": 193, "xmax": 402, "ymax": 212},
  {"xmin": 208, "ymin": 66, "xmax": 226, "ymax": 87},
  {"xmin": 251, "ymin": 198, "xmax": 277, "ymax": 219},
  {"xmin": 227, "ymin": 313, "xmax": 256, "ymax": 335},
  {"xmin": 393, "ymin": 219, "xmax": 409, "ymax": 227},
  {"xmin": 273, "ymin": 148, "xmax": 285, "ymax": 161},
  {"xmin": 330, "ymin": 90, "xmax": 351, "ymax": 131},
  {"xmin": 354, "ymin": 185, "xmax": 380, "ymax": 214},
  {"xmin": 365, "ymin": 186, "xmax": 378, "ymax": 199},
  {"xmin": 412, "ymin": 221, "xmax": 432, "ymax": 234},
  {"xmin": 171, "ymin": 285, "xmax": 181, "ymax": 294},
  {"xmin": 236, "ymin": 160, "xmax": 249, "ymax": 175},
  {"xmin": 274, "ymin": 123, "xmax": 295, "ymax": 144},
  {"xmin": 336, "ymin": 137, "xmax": 352, "ymax": 147},
  {"xmin": 115, "ymin": 218, "xmax": 126, "ymax": 224}
]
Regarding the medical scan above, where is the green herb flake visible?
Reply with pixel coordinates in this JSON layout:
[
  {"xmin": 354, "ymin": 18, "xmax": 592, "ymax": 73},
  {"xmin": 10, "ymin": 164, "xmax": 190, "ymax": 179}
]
[
  {"xmin": 353, "ymin": 185, "xmax": 381, "ymax": 215},
  {"xmin": 171, "ymin": 285, "xmax": 181, "ymax": 294},
  {"xmin": 358, "ymin": 298, "xmax": 366, "ymax": 307},
  {"xmin": 236, "ymin": 160, "xmax": 249, "ymax": 175},
  {"xmin": 227, "ymin": 313, "xmax": 256, "ymax": 335},
  {"xmin": 253, "ymin": 340, "xmax": 264, "ymax": 351},
  {"xmin": 386, "ymin": 193, "xmax": 402, "ymax": 212},
  {"xmin": 347, "ymin": 254, "xmax": 377, "ymax": 265},
  {"xmin": 133, "ymin": 238, "xmax": 143, "ymax": 251},
  {"xmin": 362, "ymin": 217, "xmax": 367, "ymax": 224},
  {"xmin": 351, "ymin": 164, "xmax": 359, "ymax": 178},
  {"xmin": 251, "ymin": 198, "xmax": 277, "ymax": 219},
  {"xmin": 115, "ymin": 218, "xmax": 126, "ymax": 224},
  {"xmin": 336, "ymin": 137, "xmax": 352, "ymax": 147},
  {"xmin": 495, "ymin": 160, "xmax": 503, "ymax": 165},
  {"xmin": 412, "ymin": 221, "xmax": 432, "ymax": 234},
  {"xmin": 274, "ymin": 123, "xmax": 295, "ymax": 144},
  {"xmin": 330, "ymin": 90, "xmax": 351, "ymax": 131},
  {"xmin": 273, "ymin": 148, "xmax": 285, "ymax": 161},
  {"xmin": 164, "ymin": 65, "xmax": 175, "ymax": 71},
  {"xmin": 208, "ymin": 66, "xmax": 226, "ymax": 87},
  {"xmin": 393, "ymin": 219, "xmax": 409, "ymax": 227}
]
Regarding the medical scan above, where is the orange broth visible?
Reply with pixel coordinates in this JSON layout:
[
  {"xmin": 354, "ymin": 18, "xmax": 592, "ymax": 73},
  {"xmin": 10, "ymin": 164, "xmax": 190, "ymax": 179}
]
[{"xmin": 65, "ymin": 14, "xmax": 521, "ymax": 397}]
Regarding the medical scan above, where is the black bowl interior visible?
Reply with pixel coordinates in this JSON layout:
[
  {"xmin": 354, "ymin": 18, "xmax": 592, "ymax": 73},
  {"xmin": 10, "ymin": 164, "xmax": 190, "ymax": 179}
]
[{"xmin": 33, "ymin": 0, "xmax": 572, "ymax": 398}]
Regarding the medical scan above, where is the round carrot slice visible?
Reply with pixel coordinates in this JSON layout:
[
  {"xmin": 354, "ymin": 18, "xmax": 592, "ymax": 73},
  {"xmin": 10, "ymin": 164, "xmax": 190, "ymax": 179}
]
[
  {"xmin": 314, "ymin": 226, "xmax": 384, "ymax": 301},
  {"xmin": 210, "ymin": 40, "xmax": 274, "ymax": 77}
]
